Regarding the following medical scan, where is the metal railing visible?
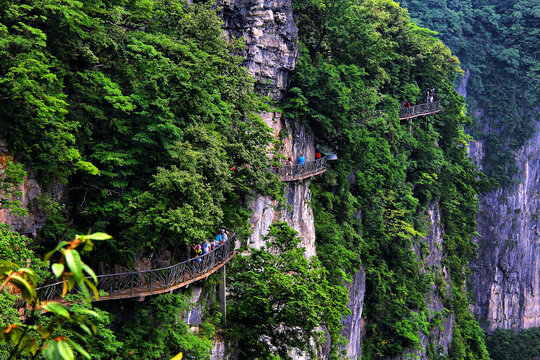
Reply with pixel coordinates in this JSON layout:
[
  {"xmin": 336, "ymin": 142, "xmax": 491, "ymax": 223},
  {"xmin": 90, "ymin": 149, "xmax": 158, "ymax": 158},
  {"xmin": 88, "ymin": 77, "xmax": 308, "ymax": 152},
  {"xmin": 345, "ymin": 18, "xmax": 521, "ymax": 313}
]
[
  {"xmin": 399, "ymin": 101, "xmax": 440, "ymax": 120},
  {"xmin": 18, "ymin": 228, "xmax": 235, "ymax": 305},
  {"xmin": 268, "ymin": 157, "xmax": 327, "ymax": 182}
]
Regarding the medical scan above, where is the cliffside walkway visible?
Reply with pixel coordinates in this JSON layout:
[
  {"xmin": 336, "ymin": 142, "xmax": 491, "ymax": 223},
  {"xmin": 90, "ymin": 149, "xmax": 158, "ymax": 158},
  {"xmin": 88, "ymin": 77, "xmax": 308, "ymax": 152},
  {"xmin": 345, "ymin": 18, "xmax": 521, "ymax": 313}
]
[
  {"xmin": 269, "ymin": 157, "xmax": 327, "ymax": 182},
  {"xmin": 399, "ymin": 101, "xmax": 440, "ymax": 120},
  {"xmin": 32, "ymin": 229, "xmax": 235, "ymax": 304}
]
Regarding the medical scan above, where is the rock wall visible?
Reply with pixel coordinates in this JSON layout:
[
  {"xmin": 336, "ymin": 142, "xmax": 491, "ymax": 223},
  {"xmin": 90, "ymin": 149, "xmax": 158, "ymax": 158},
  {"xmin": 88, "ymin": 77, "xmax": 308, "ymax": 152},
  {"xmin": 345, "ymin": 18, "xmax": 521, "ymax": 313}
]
[
  {"xmin": 221, "ymin": 0, "xmax": 299, "ymax": 100},
  {"xmin": 382, "ymin": 202, "xmax": 454, "ymax": 360},
  {"xmin": 221, "ymin": 0, "xmax": 319, "ymax": 254},
  {"xmin": 469, "ymin": 120, "xmax": 540, "ymax": 332},
  {"xmin": 214, "ymin": 1, "xmax": 324, "ymax": 356},
  {"xmin": 340, "ymin": 268, "xmax": 366, "ymax": 359},
  {"xmin": 0, "ymin": 138, "xmax": 65, "ymax": 238},
  {"xmin": 248, "ymin": 112, "xmax": 317, "ymax": 256}
]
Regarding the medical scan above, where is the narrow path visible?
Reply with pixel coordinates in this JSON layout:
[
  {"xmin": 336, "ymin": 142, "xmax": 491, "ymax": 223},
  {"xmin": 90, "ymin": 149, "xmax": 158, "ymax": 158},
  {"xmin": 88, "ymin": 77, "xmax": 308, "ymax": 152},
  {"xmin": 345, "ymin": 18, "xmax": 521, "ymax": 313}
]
[
  {"xmin": 33, "ymin": 229, "xmax": 236, "ymax": 304},
  {"xmin": 269, "ymin": 157, "xmax": 327, "ymax": 182},
  {"xmin": 399, "ymin": 101, "xmax": 440, "ymax": 120}
]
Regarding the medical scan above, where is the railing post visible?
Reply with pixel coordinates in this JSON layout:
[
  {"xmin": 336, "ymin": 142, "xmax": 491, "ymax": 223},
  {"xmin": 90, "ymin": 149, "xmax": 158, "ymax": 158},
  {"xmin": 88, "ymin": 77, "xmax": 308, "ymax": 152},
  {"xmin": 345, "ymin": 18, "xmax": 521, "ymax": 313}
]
[
  {"xmin": 219, "ymin": 265, "xmax": 226, "ymax": 321},
  {"xmin": 149, "ymin": 272, "xmax": 153, "ymax": 294},
  {"xmin": 131, "ymin": 273, "xmax": 134, "ymax": 298}
]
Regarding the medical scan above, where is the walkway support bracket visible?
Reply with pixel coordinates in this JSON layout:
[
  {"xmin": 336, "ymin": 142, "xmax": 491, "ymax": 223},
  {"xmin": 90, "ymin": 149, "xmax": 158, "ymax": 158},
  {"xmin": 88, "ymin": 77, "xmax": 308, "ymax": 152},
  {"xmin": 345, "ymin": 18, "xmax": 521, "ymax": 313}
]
[{"xmin": 219, "ymin": 265, "xmax": 226, "ymax": 321}]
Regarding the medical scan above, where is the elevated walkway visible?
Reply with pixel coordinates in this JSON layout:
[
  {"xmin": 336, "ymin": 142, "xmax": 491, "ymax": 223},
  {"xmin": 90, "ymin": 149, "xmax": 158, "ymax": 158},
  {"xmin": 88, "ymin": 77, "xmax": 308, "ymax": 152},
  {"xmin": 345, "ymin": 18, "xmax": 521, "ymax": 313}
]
[
  {"xmin": 399, "ymin": 101, "xmax": 440, "ymax": 120},
  {"xmin": 269, "ymin": 157, "xmax": 327, "ymax": 182},
  {"xmin": 28, "ymin": 229, "xmax": 235, "ymax": 304}
]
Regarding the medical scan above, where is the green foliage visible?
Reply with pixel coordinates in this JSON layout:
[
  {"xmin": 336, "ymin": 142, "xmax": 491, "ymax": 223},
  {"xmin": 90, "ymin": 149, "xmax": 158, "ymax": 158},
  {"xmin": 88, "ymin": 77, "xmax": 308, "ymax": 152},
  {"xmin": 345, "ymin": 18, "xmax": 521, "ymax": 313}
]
[
  {"xmin": 287, "ymin": 0, "xmax": 489, "ymax": 358},
  {"xmin": 50, "ymin": 294, "xmax": 123, "ymax": 360},
  {"xmin": 116, "ymin": 292, "xmax": 213, "ymax": 360},
  {"xmin": 486, "ymin": 327, "xmax": 540, "ymax": 360},
  {"xmin": 402, "ymin": 0, "xmax": 540, "ymax": 186},
  {"xmin": 228, "ymin": 222, "xmax": 350, "ymax": 359},
  {"xmin": 32, "ymin": 194, "xmax": 75, "ymax": 246},
  {"xmin": 0, "ymin": 232, "xmax": 110, "ymax": 360},
  {"xmin": 0, "ymin": 0, "xmax": 281, "ymax": 264},
  {"xmin": 0, "ymin": 158, "xmax": 27, "ymax": 217},
  {"xmin": 0, "ymin": 224, "xmax": 48, "ymax": 281}
]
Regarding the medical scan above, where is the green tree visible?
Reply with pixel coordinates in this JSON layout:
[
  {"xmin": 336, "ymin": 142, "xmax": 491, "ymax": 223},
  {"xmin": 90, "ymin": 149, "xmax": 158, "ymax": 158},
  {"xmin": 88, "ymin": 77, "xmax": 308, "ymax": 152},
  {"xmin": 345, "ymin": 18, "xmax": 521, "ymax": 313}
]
[
  {"xmin": 0, "ymin": 232, "xmax": 111, "ymax": 360},
  {"xmin": 228, "ymin": 222, "xmax": 350, "ymax": 359},
  {"xmin": 116, "ymin": 293, "xmax": 213, "ymax": 360}
]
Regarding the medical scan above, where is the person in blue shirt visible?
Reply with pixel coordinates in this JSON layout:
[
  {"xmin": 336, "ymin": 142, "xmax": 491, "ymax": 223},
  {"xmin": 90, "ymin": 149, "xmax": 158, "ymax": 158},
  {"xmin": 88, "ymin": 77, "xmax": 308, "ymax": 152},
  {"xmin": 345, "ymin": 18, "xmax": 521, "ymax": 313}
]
[
  {"xmin": 215, "ymin": 230, "xmax": 222, "ymax": 246},
  {"xmin": 298, "ymin": 156, "xmax": 305, "ymax": 165}
]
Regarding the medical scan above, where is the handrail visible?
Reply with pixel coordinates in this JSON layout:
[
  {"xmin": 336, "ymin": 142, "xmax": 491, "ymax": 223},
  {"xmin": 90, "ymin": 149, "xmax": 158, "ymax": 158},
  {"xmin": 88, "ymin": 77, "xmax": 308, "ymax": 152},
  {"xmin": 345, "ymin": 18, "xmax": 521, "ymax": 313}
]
[
  {"xmin": 268, "ymin": 156, "xmax": 327, "ymax": 182},
  {"xmin": 16, "ymin": 228, "xmax": 236, "ymax": 306},
  {"xmin": 399, "ymin": 101, "xmax": 440, "ymax": 120}
]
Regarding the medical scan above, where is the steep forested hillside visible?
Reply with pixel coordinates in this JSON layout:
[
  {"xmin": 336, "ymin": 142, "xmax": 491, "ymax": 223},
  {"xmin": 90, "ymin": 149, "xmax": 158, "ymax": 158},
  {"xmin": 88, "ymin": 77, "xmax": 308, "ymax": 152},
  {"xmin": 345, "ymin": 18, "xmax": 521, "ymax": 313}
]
[
  {"xmin": 401, "ymin": 0, "xmax": 540, "ymax": 186},
  {"xmin": 0, "ymin": 0, "xmax": 283, "ymax": 261},
  {"xmin": 0, "ymin": 0, "xmax": 282, "ymax": 358},
  {"xmin": 285, "ymin": 0, "xmax": 489, "ymax": 358},
  {"xmin": 1, "ymin": 0, "xmax": 495, "ymax": 359}
]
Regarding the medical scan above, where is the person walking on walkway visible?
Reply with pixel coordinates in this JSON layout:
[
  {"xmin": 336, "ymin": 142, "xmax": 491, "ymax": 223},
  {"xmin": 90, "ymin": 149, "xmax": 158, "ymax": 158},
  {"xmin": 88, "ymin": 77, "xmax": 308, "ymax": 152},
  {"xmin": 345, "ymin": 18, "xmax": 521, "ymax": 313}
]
[
  {"xmin": 405, "ymin": 102, "xmax": 411, "ymax": 115},
  {"xmin": 192, "ymin": 243, "xmax": 202, "ymax": 271},
  {"xmin": 285, "ymin": 157, "xmax": 292, "ymax": 176},
  {"xmin": 221, "ymin": 229, "xmax": 228, "ymax": 243}
]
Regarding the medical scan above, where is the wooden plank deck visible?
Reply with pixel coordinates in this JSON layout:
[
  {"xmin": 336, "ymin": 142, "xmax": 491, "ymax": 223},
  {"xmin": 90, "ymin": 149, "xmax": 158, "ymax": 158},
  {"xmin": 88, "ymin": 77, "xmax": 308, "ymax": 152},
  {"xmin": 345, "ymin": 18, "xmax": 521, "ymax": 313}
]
[{"xmin": 96, "ymin": 252, "xmax": 235, "ymax": 302}]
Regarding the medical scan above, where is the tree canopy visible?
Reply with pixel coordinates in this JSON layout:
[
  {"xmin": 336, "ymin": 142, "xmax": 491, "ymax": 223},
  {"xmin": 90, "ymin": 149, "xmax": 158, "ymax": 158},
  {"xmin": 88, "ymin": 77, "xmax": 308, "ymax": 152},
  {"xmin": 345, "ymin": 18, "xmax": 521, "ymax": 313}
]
[
  {"xmin": 285, "ymin": 0, "xmax": 490, "ymax": 358},
  {"xmin": 0, "ymin": 0, "xmax": 281, "ymax": 264}
]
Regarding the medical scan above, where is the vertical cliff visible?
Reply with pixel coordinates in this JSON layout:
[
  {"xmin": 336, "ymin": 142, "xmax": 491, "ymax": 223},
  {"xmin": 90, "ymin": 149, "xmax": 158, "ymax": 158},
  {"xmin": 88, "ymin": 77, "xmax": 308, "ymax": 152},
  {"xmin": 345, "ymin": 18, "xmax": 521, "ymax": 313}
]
[
  {"xmin": 340, "ymin": 268, "xmax": 366, "ymax": 359},
  {"xmin": 221, "ymin": 0, "xmax": 319, "ymax": 254},
  {"xmin": 0, "ymin": 138, "xmax": 65, "ymax": 238},
  {"xmin": 469, "ymin": 121, "xmax": 540, "ymax": 332},
  {"xmin": 377, "ymin": 202, "xmax": 454, "ymax": 360}
]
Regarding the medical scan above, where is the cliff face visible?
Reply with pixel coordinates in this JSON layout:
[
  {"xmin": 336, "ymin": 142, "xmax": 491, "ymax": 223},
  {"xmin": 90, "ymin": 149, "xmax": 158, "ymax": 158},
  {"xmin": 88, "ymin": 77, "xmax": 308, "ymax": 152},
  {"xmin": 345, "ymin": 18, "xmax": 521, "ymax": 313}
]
[
  {"xmin": 221, "ymin": 0, "xmax": 298, "ymax": 100},
  {"xmin": 469, "ymin": 120, "xmax": 540, "ymax": 332},
  {"xmin": 0, "ymin": 138, "xmax": 65, "ymax": 238},
  {"xmin": 340, "ymin": 268, "xmax": 366, "ymax": 359},
  {"xmin": 216, "ymin": 1, "xmax": 323, "ymax": 356},
  {"xmin": 380, "ymin": 202, "xmax": 454, "ymax": 360},
  {"xmin": 221, "ymin": 0, "xmax": 318, "ymax": 254}
]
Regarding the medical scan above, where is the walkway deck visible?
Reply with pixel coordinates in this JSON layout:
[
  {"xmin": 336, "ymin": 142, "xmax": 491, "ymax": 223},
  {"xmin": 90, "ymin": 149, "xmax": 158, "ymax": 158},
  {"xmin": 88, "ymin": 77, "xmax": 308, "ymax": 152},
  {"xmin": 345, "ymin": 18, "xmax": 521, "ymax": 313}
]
[
  {"xmin": 399, "ymin": 101, "xmax": 440, "ymax": 120},
  {"xmin": 27, "ymin": 229, "xmax": 235, "ymax": 304},
  {"xmin": 269, "ymin": 157, "xmax": 327, "ymax": 182}
]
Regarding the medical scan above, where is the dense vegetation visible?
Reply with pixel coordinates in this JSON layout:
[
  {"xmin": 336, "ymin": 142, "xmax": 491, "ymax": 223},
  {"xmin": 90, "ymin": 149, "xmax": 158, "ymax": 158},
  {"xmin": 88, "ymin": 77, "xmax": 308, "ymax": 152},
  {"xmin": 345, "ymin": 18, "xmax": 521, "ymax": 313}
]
[
  {"xmin": 485, "ymin": 328, "xmax": 540, "ymax": 360},
  {"xmin": 0, "ymin": 0, "xmax": 283, "ymax": 263},
  {"xmin": 285, "ymin": 0, "xmax": 490, "ymax": 358},
  {"xmin": 0, "ymin": 0, "xmax": 282, "ymax": 358},
  {"xmin": 401, "ymin": 0, "xmax": 540, "ymax": 186},
  {"xmin": 229, "ymin": 222, "xmax": 350, "ymax": 359},
  {"xmin": 0, "ymin": 0, "xmax": 512, "ymax": 358}
]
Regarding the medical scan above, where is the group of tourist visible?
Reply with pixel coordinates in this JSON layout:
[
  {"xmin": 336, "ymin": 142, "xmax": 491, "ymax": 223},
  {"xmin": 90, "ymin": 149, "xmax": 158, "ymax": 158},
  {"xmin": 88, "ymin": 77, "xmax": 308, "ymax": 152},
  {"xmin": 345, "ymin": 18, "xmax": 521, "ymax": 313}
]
[
  {"xmin": 402, "ymin": 88, "xmax": 437, "ymax": 114},
  {"xmin": 191, "ymin": 229, "xmax": 230, "ymax": 265},
  {"xmin": 278, "ymin": 147, "xmax": 322, "ymax": 171}
]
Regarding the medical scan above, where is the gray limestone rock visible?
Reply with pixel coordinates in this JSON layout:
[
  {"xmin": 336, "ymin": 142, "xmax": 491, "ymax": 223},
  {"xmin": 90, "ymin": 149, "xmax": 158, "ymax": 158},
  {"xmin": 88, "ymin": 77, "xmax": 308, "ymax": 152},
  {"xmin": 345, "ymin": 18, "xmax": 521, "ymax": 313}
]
[
  {"xmin": 469, "ymin": 120, "xmax": 540, "ymax": 332},
  {"xmin": 340, "ymin": 267, "xmax": 366, "ymax": 360},
  {"xmin": 0, "ymin": 140, "xmax": 66, "ymax": 238}
]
